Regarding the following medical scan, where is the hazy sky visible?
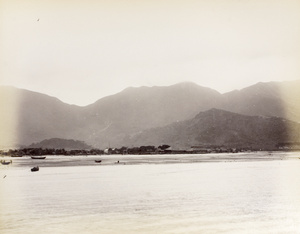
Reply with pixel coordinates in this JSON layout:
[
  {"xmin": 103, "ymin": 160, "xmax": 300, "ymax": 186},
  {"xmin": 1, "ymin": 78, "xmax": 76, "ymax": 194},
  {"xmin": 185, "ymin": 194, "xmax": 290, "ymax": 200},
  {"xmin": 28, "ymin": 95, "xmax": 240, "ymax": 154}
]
[{"xmin": 1, "ymin": 0, "xmax": 300, "ymax": 106}]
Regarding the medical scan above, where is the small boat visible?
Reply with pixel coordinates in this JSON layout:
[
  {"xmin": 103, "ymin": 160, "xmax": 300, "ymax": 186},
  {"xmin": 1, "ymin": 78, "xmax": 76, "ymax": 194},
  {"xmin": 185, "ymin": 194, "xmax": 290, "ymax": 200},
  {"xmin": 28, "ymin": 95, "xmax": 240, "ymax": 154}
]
[
  {"xmin": 31, "ymin": 166, "xmax": 39, "ymax": 172},
  {"xmin": 95, "ymin": 160, "xmax": 102, "ymax": 163},
  {"xmin": 1, "ymin": 160, "xmax": 12, "ymax": 165},
  {"xmin": 31, "ymin": 156, "xmax": 46, "ymax": 159}
]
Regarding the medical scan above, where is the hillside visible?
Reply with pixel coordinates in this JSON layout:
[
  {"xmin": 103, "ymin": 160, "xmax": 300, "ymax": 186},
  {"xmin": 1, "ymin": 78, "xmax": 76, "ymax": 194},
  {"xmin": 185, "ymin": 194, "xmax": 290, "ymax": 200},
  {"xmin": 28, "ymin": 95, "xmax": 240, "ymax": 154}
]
[
  {"xmin": 80, "ymin": 82, "xmax": 222, "ymax": 147},
  {"xmin": 220, "ymin": 80, "xmax": 300, "ymax": 122},
  {"xmin": 0, "ymin": 86, "xmax": 84, "ymax": 147},
  {"xmin": 28, "ymin": 138, "xmax": 92, "ymax": 150},
  {"xmin": 126, "ymin": 109, "xmax": 300, "ymax": 150},
  {"xmin": 1, "ymin": 80, "xmax": 300, "ymax": 149}
]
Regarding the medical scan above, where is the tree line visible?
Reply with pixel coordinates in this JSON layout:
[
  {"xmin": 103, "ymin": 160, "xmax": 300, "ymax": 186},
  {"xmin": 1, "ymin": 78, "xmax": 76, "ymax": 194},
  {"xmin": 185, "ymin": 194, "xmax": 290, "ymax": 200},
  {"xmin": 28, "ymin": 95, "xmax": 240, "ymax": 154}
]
[{"xmin": 0, "ymin": 145, "xmax": 171, "ymax": 156}]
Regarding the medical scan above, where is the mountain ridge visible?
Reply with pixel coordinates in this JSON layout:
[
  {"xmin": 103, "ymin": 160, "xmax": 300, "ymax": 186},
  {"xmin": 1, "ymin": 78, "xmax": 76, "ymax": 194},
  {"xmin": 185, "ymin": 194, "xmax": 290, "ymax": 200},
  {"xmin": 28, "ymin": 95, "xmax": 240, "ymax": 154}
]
[
  {"xmin": 126, "ymin": 108, "xmax": 300, "ymax": 150},
  {"xmin": 1, "ymin": 80, "xmax": 299, "ymax": 148}
]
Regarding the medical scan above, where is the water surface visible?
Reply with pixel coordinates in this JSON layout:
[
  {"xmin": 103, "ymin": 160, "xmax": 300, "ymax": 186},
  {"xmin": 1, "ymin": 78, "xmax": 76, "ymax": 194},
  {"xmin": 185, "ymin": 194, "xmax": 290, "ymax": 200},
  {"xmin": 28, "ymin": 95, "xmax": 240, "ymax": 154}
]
[{"xmin": 1, "ymin": 152, "xmax": 300, "ymax": 233}]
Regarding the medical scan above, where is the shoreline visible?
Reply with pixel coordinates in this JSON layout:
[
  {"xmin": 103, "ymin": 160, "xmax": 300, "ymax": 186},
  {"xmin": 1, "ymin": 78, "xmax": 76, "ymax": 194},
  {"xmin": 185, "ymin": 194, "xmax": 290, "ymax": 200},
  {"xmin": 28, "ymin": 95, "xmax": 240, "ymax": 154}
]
[{"xmin": 1, "ymin": 151, "xmax": 300, "ymax": 168}]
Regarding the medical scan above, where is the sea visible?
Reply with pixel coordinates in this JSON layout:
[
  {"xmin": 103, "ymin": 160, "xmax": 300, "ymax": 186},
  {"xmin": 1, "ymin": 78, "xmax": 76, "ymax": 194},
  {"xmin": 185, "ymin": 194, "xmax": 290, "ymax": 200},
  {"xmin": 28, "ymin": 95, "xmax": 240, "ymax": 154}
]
[{"xmin": 1, "ymin": 152, "xmax": 300, "ymax": 234}]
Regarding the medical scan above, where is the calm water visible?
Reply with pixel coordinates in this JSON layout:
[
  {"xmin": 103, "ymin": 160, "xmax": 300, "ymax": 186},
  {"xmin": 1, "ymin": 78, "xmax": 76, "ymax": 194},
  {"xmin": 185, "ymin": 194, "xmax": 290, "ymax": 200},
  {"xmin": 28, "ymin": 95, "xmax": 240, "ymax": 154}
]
[{"xmin": 1, "ymin": 152, "xmax": 300, "ymax": 233}]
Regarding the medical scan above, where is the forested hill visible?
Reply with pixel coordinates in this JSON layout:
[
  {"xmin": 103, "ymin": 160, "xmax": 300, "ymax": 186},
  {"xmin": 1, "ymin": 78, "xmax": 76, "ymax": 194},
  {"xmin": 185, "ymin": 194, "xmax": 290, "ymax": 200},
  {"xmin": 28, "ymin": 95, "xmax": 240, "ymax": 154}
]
[{"xmin": 28, "ymin": 138, "xmax": 92, "ymax": 150}]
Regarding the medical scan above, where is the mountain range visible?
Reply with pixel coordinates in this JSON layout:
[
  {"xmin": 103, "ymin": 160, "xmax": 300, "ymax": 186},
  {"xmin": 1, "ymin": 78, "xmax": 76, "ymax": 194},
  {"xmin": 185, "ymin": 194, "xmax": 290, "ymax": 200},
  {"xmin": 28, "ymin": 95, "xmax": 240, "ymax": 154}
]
[
  {"xmin": 1, "ymin": 80, "xmax": 300, "ymax": 149},
  {"xmin": 127, "ymin": 108, "xmax": 300, "ymax": 150}
]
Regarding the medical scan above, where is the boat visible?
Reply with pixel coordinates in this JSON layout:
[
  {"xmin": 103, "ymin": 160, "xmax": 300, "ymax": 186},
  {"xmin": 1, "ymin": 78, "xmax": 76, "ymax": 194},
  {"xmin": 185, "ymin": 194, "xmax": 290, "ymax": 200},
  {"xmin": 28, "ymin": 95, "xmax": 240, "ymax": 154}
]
[
  {"xmin": 95, "ymin": 160, "xmax": 102, "ymax": 163},
  {"xmin": 1, "ymin": 160, "xmax": 12, "ymax": 165},
  {"xmin": 31, "ymin": 156, "xmax": 46, "ymax": 159},
  {"xmin": 31, "ymin": 166, "xmax": 39, "ymax": 172}
]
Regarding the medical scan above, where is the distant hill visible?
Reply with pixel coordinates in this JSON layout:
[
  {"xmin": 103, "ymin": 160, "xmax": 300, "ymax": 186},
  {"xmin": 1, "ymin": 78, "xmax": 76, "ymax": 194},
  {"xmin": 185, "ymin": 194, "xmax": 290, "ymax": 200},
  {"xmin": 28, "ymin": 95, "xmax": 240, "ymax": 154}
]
[
  {"xmin": 80, "ymin": 82, "xmax": 222, "ymax": 147},
  {"xmin": 219, "ymin": 80, "xmax": 300, "ymax": 122},
  {"xmin": 126, "ymin": 108, "xmax": 300, "ymax": 150},
  {"xmin": 0, "ymin": 86, "xmax": 84, "ymax": 147},
  {"xmin": 1, "ymin": 80, "xmax": 300, "ymax": 149},
  {"xmin": 28, "ymin": 138, "xmax": 92, "ymax": 150}
]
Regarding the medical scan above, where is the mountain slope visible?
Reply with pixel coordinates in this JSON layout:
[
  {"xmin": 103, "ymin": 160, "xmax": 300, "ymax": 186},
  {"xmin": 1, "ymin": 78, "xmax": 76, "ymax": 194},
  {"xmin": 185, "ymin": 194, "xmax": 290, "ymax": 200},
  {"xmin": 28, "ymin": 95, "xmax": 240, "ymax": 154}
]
[
  {"xmin": 0, "ymin": 86, "xmax": 83, "ymax": 147},
  {"xmin": 78, "ymin": 82, "xmax": 222, "ymax": 147},
  {"xmin": 28, "ymin": 138, "xmax": 92, "ymax": 150},
  {"xmin": 0, "ymin": 83, "xmax": 222, "ymax": 148},
  {"xmin": 127, "ymin": 108, "xmax": 300, "ymax": 150},
  {"xmin": 220, "ymin": 80, "xmax": 300, "ymax": 122},
  {"xmin": 1, "ymin": 80, "xmax": 300, "ymax": 149}
]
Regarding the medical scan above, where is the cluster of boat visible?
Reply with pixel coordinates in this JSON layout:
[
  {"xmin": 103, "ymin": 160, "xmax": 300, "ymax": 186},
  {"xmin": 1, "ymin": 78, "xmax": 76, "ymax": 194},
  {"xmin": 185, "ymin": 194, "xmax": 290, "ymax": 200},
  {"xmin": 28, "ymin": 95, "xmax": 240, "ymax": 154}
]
[
  {"xmin": 2, "ymin": 156, "xmax": 104, "ymax": 172},
  {"xmin": 30, "ymin": 156, "xmax": 46, "ymax": 172}
]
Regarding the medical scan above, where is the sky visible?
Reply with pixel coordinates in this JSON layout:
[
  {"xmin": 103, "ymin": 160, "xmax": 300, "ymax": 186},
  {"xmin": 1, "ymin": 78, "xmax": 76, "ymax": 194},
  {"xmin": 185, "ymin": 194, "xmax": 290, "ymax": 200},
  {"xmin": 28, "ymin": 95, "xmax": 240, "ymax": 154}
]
[{"xmin": 0, "ymin": 0, "xmax": 300, "ymax": 106}]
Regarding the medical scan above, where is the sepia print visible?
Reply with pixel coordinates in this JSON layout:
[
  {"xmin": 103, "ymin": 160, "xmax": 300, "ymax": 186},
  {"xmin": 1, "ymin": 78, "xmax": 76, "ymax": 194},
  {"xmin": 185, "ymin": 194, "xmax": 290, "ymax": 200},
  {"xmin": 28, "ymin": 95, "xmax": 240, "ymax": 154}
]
[{"xmin": 1, "ymin": 0, "xmax": 300, "ymax": 233}]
